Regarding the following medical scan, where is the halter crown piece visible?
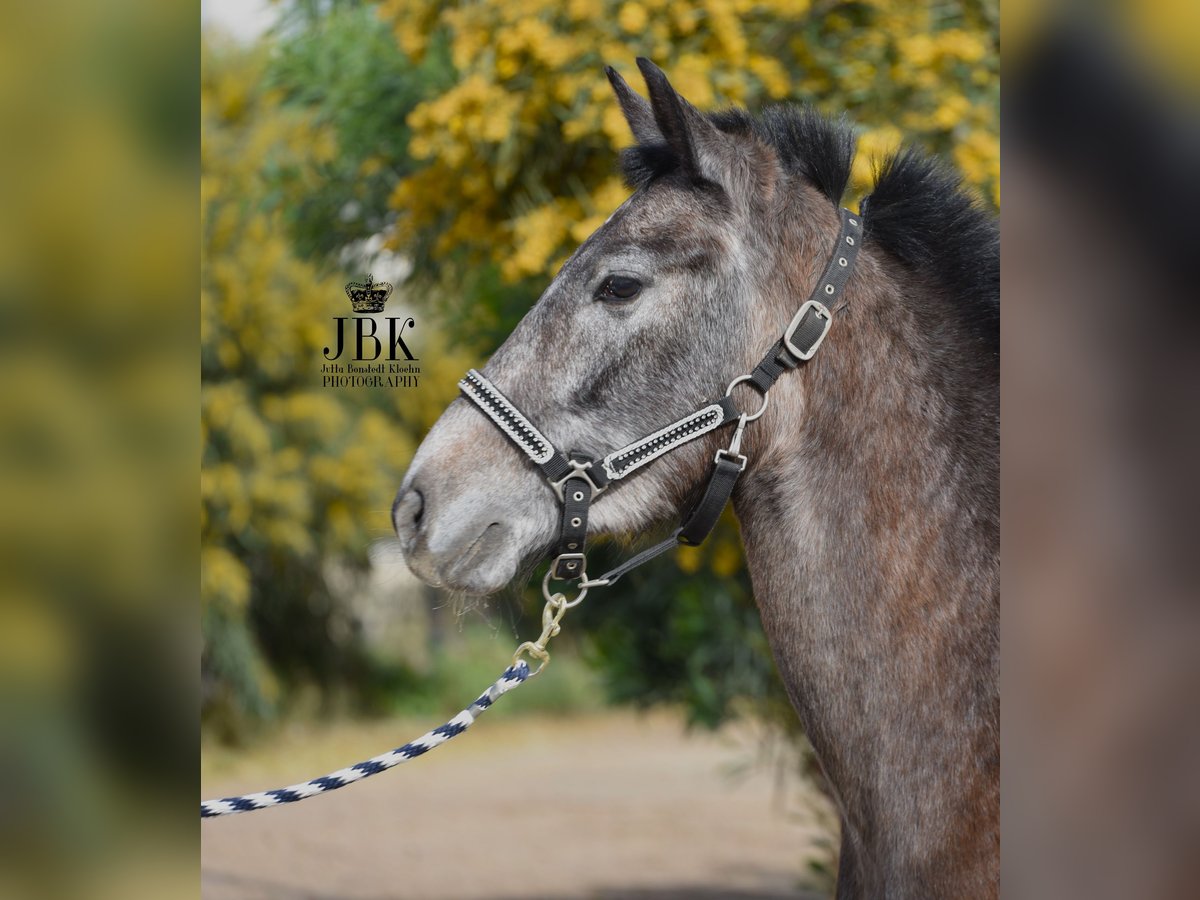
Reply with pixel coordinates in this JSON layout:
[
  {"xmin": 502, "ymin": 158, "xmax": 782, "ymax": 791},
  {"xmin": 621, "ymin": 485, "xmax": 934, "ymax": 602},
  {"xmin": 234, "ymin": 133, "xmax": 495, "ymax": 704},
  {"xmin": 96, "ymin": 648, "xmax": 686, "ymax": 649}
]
[{"xmin": 458, "ymin": 209, "xmax": 864, "ymax": 609}]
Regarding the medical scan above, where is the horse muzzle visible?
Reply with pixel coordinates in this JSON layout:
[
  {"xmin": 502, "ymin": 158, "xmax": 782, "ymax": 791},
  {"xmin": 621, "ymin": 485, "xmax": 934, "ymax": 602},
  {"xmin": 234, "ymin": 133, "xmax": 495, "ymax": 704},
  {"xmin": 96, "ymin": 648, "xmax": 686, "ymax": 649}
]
[
  {"xmin": 392, "ymin": 403, "xmax": 558, "ymax": 594},
  {"xmin": 392, "ymin": 482, "xmax": 522, "ymax": 593}
]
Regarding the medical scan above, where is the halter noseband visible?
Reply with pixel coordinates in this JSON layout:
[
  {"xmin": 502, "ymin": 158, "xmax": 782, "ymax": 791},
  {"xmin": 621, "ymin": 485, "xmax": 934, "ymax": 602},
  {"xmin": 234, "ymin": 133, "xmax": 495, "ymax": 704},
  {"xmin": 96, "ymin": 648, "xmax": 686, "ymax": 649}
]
[{"xmin": 458, "ymin": 208, "xmax": 863, "ymax": 602}]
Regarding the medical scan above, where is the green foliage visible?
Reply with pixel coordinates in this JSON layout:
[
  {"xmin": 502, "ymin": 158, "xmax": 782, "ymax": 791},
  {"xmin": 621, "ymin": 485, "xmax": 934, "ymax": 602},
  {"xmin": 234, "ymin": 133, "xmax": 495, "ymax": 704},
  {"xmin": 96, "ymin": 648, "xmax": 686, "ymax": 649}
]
[
  {"xmin": 381, "ymin": 627, "xmax": 606, "ymax": 720},
  {"xmin": 576, "ymin": 523, "xmax": 786, "ymax": 729},
  {"xmin": 265, "ymin": 5, "xmax": 454, "ymax": 260}
]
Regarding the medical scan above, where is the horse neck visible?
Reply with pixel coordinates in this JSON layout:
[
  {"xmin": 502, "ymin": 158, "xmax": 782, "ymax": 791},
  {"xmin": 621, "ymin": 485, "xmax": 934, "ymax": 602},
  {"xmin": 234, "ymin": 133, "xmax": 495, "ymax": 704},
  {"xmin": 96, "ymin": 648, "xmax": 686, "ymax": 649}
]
[{"xmin": 732, "ymin": 240, "xmax": 999, "ymax": 879}]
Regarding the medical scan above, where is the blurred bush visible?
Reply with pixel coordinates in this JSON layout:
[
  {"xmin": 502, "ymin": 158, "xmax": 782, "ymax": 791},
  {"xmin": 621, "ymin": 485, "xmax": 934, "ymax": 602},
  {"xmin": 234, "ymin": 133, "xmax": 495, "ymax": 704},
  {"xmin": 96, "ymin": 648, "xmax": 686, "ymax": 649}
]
[
  {"xmin": 577, "ymin": 530, "xmax": 788, "ymax": 728},
  {"xmin": 0, "ymin": 0, "xmax": 197, "ymax": 895},
  {"xmin": 265, "ymin": 4, "xmax": 456, "ymax": 262},
  {"xmin": 201, "ymin": 38, "xmax": 471, "ymax": 736}
]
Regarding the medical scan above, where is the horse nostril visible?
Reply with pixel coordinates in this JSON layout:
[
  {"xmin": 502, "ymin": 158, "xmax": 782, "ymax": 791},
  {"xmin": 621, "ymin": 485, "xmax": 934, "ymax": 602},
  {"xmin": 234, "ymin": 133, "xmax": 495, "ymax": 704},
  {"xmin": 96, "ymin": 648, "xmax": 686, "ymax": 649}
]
[{"xmin": 392, "ymin": 486, "xmax": 425, "ymax": 537}]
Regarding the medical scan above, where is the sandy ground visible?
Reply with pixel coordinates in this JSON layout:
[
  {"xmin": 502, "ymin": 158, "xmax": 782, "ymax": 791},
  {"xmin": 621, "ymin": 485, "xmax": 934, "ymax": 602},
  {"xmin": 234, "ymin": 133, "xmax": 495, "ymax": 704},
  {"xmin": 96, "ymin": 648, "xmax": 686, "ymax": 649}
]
[{"xmin": 201, "ymin": 711, "xmax": 832, "ymax": 899}]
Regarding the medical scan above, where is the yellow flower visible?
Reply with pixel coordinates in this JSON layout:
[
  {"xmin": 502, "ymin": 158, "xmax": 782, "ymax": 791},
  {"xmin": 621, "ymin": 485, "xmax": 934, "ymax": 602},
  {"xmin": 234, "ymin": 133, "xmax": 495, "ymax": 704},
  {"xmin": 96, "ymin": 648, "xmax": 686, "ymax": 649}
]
[
  {"xmin": 671, "ymin": 54, "xmax": 715, "ymax": 107},
  {"xmin": 675, "ymin": 545, "xmax": 703, "ymax": 574},
  {"xmin": 568, "ymin": 0, "xmax": 603, "ymax": 22},
  {"xmin": 501, "ymin": 199, "xmax": 580, "ymax": 281},
  {"xmin": 376, "ymin": 0, "xmax": 998, "ymax": 281},
  {"xmin": 202, "ymin": 545, "xmax": 250, "ymax": 608},
  {"xmin": 852, "ymin": 125, "xmax": 903, "ymax": 191},
  {"xmin": 937, "ymin": 29, "xmax": 988, "ymax": 64},
  {"xmin": 900, "ymin": 34, "xmax": 935, "ymax": 69},
  {"xmin": 711, "ymin": 539, "xmax": 743, "ymax": 578},
  {"xmin": 749, "ymin": 55, "xmax": 791, "ymax": 99},
  {"xmin": 931, "ymin": 95, "xmax": 970, "ymax": 131},
  {"xmin": 618, "ymin": 2, "xmax": 649, "ymax": 33},
  {"xmin": 601, "ymin": 104, "xmax": 632, "ymax": 145},
  {"xmin": 409, "ymin": 135, "xmax": 434, "ymax": 159},
  {"xmin": 671, "ymin": 3, "xmax": 699, "ymax": 35},
  {"xmin": 497, "ymin": 54, "xmax": 519, "ymax": 80}
]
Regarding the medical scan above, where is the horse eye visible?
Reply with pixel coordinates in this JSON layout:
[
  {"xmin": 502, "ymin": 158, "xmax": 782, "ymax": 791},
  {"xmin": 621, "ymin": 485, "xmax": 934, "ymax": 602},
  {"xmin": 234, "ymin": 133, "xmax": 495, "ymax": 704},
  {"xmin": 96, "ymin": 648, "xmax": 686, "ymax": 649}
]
[{"xmin": 596, "ymin": 275, "xmax": 642, "ymax": 302}]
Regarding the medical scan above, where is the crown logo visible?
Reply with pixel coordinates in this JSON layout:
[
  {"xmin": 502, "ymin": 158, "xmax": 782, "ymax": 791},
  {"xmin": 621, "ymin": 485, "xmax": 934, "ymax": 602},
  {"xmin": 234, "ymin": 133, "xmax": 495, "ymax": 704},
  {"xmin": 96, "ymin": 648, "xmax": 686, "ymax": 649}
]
[{"xmin": 344, "ymin": 274, "xmax": 393, "ymax": 313}]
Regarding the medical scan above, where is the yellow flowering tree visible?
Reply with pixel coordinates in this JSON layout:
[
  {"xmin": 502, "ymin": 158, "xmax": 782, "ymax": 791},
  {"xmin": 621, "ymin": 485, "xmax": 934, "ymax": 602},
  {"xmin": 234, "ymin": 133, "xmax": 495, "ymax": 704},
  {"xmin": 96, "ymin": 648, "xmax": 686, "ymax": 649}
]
[{"xmin": 380, "ymin": 0, "xmax": 998, "ymax": 324}]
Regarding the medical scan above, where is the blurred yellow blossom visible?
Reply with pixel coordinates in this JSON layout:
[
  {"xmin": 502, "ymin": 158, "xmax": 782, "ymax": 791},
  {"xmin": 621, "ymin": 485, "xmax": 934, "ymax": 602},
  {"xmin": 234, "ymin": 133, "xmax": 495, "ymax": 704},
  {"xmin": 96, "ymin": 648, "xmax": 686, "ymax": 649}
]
[
  {"xmin": 503, "ymin": 198, "xmax": 583, "ymax": 281},
  {"xmin": 202, "ymin": 42, "xmax": 439, "ymax": 721},
  {"xmin": 675, "ymin": 545, "xmax": 704, "ymax": 574},
  {"xmin": 711, "ymin": 538, "xmax": 743, "ymax": 579},
  {"xmin": 380, "ymin": 0, "xmax": 998, "ymax": 284},
  {"xmin": 618, "ymin": 3, "xmax": 649, "ymax": 33},
  {"xmin": 851, "ymin": 125, "xmax": 904, "ymax": 194}
]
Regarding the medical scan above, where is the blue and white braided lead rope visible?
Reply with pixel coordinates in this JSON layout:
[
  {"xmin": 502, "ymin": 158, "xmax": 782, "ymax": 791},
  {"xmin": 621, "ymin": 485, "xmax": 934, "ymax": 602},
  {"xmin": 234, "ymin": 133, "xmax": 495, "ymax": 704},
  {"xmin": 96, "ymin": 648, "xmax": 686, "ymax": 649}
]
[{"xmin": 201, "ymin": 661, "xmax": 531, "ymax": 818}]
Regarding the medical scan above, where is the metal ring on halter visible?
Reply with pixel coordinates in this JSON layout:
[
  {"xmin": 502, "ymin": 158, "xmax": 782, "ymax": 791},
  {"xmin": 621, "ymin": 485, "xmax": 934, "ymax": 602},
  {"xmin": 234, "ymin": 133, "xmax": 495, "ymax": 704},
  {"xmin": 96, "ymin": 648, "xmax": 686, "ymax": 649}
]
[
  {"xmin": 724, "ymin": 375, "xmax": 770, "ymax": 421},
  {"xmin": 542, "ymin": 569, "xmax": 588, "ymax": 608}
]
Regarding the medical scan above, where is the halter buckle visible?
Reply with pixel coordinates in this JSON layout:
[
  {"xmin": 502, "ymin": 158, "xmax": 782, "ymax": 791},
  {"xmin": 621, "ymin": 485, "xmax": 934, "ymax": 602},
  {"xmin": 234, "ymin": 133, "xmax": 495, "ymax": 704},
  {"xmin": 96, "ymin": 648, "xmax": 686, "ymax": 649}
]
[
  {"xmin": 783, "ymin": 300, "xmax": 833, "ymax": 360},
  {"xmin": 550, "ymin": 551, "xmax": 587, "ymax": 581},
  {"xmin": 714, "ymin": 448, "xmax": 748, "ymax": 472},
  {"xmin": 713, "ymin": 412, "xmax": 749, "ymax": 471},
  {"xmin": 549, "ymin": 459, "xmax": 607, "ymax": 502}
]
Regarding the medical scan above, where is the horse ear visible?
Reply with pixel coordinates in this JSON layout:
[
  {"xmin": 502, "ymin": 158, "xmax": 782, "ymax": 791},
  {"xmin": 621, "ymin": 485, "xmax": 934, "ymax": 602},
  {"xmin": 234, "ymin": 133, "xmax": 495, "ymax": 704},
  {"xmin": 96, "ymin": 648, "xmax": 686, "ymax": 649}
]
[
  {"xmin": 635, "ymin": 57, "xmax": 724, "ymax": 183},
  {"xmin": 605, "ymin": 66, "xmax": 661, "ymax": 145}
]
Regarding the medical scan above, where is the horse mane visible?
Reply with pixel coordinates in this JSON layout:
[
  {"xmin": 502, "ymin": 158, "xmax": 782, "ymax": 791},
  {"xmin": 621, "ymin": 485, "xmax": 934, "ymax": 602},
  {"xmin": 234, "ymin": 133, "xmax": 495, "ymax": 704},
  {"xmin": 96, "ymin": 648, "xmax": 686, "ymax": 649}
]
[
  {"xmin": 864, "ymin": 147, "xmax": 999, "ymax": 356},
  {"xmin": 619, "ymin": 104, "xmax": 999, "ymax": 355}
]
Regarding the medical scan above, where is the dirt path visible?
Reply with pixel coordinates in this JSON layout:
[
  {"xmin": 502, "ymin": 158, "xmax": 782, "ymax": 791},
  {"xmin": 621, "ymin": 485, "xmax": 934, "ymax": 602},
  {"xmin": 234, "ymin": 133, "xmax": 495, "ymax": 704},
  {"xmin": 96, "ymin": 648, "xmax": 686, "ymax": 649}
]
[{"xmin": 201, "ymin": 711, "xmax": 832, "ymax": 899}]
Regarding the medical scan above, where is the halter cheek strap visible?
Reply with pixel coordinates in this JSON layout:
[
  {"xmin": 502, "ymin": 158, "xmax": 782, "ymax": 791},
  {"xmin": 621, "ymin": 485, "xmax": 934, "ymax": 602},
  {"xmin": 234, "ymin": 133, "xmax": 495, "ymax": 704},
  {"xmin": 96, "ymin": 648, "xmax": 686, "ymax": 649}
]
[
  {"xmin": 745, "ymin": 208, "xmax": 862, "ymax": 393},
  {"xmin": 456, "ymin": 208, "xmax": 863, "ymax": 595}
]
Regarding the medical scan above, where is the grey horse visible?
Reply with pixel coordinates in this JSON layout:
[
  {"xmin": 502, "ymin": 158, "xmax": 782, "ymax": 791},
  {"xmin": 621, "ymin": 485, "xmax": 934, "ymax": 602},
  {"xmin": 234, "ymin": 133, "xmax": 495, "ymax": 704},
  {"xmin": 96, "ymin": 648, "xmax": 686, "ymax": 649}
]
[{"xmin": 393, "ymin": 59, "xmax": 999, "ymax": 899}]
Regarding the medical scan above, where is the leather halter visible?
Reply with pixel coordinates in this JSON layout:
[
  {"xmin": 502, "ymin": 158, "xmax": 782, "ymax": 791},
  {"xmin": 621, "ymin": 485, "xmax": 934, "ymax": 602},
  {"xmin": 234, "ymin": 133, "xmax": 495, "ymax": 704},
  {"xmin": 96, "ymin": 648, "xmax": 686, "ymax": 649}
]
[{"xmin": 458, "ymin": 208, "xmax": 863, "ymax": 594}]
